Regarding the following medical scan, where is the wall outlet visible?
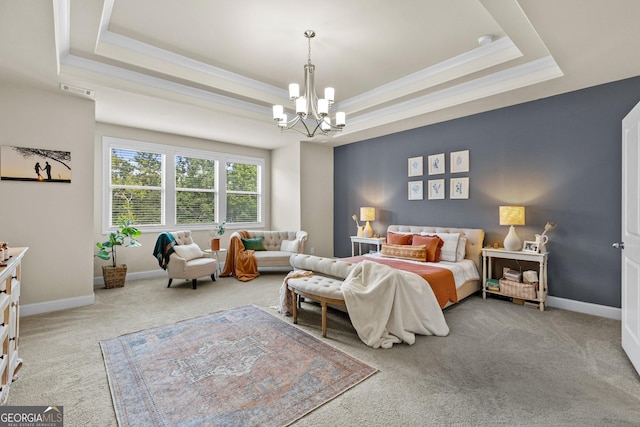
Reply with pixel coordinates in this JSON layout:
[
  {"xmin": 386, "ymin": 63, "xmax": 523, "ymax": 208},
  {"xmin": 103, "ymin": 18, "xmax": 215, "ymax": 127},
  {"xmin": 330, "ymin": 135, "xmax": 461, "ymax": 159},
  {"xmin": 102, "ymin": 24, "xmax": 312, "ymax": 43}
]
[{"xmin": 310, "ymin": 247, "xmax": 315, "ymax": 254}]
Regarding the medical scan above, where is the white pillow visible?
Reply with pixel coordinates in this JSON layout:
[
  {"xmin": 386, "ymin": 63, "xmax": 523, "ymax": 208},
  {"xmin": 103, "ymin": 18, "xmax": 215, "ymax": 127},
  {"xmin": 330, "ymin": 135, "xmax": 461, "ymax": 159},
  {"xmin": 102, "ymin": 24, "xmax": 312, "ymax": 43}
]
[
  {"xmin": 426, "ymin": 232, "xmax": 459, "ymax": 262},
  {"xmin": 173, "ymin": 244, "xmax": 203, "ymax": 261},
  {"xmin": 456, "ymin": 236, "xmax": 467, "ymax": 262},
  {"xmin": 280, "ymin": 239, "xmax": 300, "ymax": 253}
]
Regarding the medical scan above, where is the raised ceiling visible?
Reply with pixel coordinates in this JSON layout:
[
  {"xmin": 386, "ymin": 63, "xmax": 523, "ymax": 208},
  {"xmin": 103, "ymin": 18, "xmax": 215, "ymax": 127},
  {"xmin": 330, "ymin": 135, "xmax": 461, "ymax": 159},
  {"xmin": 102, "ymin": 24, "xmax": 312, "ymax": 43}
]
[{"xmin": 1, "ymin": 0, "xmax": 640, "ymax": 149}]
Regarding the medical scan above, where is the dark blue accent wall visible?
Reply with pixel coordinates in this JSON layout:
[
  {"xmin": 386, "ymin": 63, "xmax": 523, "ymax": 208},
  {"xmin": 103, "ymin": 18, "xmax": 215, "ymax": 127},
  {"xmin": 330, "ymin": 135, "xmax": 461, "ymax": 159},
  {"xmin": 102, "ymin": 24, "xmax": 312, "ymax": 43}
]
[{"xmin": 334, "ymin": 76, "xmax": 640, "ymax": 308}]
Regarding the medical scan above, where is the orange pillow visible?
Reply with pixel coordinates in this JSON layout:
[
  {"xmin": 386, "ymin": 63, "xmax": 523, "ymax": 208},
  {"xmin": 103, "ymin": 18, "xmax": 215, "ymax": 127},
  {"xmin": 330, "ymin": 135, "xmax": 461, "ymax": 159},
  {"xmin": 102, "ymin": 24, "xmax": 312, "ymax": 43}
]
[
  {"xmin": 387, "ymin": 231, "xmax": 412, "ymax": 245},
  {"xmin": 412, "ymin": 235, "xmax": 444, "ymax": 262}
]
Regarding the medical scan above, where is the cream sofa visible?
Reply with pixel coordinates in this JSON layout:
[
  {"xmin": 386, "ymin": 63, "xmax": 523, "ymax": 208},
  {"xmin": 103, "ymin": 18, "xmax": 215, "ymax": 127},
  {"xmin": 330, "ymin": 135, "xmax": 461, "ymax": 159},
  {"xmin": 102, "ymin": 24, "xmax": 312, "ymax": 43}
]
[{"xmin": 230, "ymin": 230, "xmax": 308, "ymax": 269}]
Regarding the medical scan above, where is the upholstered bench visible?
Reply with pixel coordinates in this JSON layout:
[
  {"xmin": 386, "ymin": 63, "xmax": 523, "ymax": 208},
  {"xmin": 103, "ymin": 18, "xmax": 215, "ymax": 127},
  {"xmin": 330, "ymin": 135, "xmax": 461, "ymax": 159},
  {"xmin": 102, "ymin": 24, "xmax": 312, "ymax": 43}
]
[{"xmin": 287, "ymin": 254, "xmax": 357, "ymax": 337}]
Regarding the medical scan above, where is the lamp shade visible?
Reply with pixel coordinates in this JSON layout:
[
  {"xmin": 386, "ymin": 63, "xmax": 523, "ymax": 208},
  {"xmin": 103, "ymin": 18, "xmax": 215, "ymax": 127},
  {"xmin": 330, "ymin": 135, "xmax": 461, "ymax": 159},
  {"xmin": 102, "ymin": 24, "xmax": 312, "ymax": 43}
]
[
  {"xmin": 360, "ymin": 207, "xmax": 375, "ymax": 222},
  {"xmin": 499, "ymin": 206, "xmax": 525, "ymax": 226}
]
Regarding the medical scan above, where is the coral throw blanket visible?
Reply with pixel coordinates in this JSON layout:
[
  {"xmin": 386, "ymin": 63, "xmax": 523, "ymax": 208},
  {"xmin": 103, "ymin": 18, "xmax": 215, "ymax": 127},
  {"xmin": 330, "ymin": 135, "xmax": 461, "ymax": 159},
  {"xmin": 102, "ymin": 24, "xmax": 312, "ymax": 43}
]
[
  {"xmin": 220, "ymin": 231, "xmax": 259, "ymax": 282},
  {"xmin": 341, "ymin": 256, "xmax": 457, "ymax": 308}
]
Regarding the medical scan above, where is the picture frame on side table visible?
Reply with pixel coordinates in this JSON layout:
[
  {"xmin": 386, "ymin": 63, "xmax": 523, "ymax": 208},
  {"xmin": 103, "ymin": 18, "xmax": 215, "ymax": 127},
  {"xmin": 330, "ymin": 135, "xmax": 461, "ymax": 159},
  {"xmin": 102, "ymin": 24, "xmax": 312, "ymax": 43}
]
[
  {"xmin": 450, "ymin": 177, "xmax": 469, "ymax": 199},
  {"xmin": 450, "ymin": 150, "xmax": 469, "ymax": 173},
  {"xmin": 428, "ymin": 153, "xmax": 445, "ymax": 175},
  {"xmin": 522, "ymin": 241, "xmax": 540, "ymax": 253},
  {"xmin": 428, "ymin": 179, "xmax": 445, "ymax": 200},
  {"xmin": 408, "ymin": 156, "xmax": 423, "ymax": 177},
  {"xmin": 408, "ymin": 180, "xmax": 423, "ymax": 200}
]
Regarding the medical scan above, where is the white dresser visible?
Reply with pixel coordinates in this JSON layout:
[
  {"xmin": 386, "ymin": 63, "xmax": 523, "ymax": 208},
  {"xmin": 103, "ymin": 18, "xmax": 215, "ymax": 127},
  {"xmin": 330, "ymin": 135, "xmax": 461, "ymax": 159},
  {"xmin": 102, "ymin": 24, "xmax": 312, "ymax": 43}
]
[{"xmin": 0, "ymin": 247, "xmax": 26, "ymax": 404}]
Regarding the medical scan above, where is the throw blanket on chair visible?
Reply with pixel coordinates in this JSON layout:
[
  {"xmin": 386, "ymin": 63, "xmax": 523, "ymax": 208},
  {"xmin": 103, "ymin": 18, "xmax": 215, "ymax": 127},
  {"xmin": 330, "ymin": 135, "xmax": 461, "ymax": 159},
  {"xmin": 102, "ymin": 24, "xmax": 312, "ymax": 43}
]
[
  {"xmin": 152, "ymin": 232, "xmax": 176, "ymax": 270},
  {"xmin": 220, "ymin": 231, "xmax": 259, "ymax": 282},
  {"xmin": 342, "ymin": 260, "xmax": 449, "ymax": 349}
]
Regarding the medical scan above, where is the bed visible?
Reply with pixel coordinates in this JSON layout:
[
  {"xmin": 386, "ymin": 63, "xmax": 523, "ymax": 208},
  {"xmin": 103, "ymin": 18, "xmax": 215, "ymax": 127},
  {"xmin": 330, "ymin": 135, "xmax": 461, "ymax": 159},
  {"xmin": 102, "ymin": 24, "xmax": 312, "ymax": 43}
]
[{"xmin": 341, "ymin": 225, "xmax": 485, "ymax": 308}]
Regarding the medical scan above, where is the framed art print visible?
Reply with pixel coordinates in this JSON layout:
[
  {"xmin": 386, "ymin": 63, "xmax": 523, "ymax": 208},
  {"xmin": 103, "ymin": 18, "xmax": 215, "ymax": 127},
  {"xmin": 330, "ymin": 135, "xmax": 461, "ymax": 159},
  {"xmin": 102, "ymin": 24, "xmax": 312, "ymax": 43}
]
[
  {"xmin": 408, "ymin": 180, "xmax": 423, "ymax": 200},
  {"xmin": 450, "ymin": 177, "xmax": 469, "ymax": 199},
  {"xmin": 428, "ymin": 153, "xmax": 445, "ymax": 175},
  {"xmin": 428, "ymin": 179, "xmax": 445, "ymax": 200},
  {"xmin": 450, "ymin": 150, "xmax": 469, "ymax": 173},
  {"xmin": 0, "ymin": 146, "xmax": 72, "ymax": 183},
  {"xmin": 408, "ymin": 156, "xmax": 423, "ymax": 177},
  {"xmin": 523, "ymin": 240, "xmax": 540, "ymax": 253}
]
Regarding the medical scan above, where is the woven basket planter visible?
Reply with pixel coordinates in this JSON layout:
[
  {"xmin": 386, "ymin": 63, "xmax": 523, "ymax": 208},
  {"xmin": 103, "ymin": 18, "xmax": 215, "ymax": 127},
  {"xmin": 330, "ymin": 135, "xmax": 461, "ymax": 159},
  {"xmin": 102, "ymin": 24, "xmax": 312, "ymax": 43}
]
[{"xmin": 103, "ymin": 265, "xmax": 127, "ymax": 289}]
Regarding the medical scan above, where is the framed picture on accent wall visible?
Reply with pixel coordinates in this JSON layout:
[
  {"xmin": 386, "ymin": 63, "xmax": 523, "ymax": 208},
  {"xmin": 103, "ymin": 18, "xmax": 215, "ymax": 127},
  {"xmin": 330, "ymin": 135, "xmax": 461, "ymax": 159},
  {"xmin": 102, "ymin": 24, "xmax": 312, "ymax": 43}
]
[
  {"xmin": 408, "ymin": 156, "xmax": 423, "ymax": 177},
  {"xmin": 450, "ymin": 150, "xmax": 469, "ymax": 173},
  {"xmin": 408, "ymin": 181, "xmax": 423, "ymax": 200},
  {"xmin": 428, "ymin": 153, "xmax": 445, "ymax": 175},
  {"xmin": 428, "ymin": 179, "xmax": 445, "ymax": 200},
  {"xmin": 450, "ymin": 177, "xmax": 469, "ymax": 199}
]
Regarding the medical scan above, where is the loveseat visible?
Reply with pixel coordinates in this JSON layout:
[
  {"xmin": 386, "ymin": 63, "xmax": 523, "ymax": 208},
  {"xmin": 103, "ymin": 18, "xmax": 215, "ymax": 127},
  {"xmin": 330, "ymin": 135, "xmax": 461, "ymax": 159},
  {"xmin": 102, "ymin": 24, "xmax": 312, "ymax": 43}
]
[{"xmin": 229, "ymin": 230, "xmax": 309, "ymax": 269}]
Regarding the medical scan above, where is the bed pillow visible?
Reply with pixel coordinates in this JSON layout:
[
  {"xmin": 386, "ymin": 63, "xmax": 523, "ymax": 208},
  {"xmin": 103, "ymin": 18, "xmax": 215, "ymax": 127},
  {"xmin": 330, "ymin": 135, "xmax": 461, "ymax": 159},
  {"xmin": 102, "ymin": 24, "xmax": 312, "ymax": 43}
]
[
  {"xmin": 381, "ymin": 243, "xmax": 427, "ymax": 262},
  {"xmin": 421, "ymin": 232, "xmax": 459, "ymax": 262},
  {"xmin": 387, "ymin": 231, "xmax": 413, "ymax": 245},
  {"xmin": 412, "ymin": 234, "xmax": 444, "ymax": 262},
  {"xmin": 280, "ymin": 239, "xmax": 300, "ymax": 253},
  {"xmin": 241, "ymin": 237, "xmax": 266, "ymax": 251},
  {"xmin": 173, "ymin": 243, "xmax": 203, "ymax": 261},
  {"xmin": 456, "ymin": 236, "xmax": 467, "ymax": 261}
]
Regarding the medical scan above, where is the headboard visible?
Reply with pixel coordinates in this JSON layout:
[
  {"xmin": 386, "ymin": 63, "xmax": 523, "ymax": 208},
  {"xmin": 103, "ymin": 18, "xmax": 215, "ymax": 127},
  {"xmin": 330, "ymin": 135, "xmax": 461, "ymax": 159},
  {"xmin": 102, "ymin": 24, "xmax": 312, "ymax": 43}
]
[{"xmin": 386, "ymin": 225, "xmax": 485, "ymax": 272}]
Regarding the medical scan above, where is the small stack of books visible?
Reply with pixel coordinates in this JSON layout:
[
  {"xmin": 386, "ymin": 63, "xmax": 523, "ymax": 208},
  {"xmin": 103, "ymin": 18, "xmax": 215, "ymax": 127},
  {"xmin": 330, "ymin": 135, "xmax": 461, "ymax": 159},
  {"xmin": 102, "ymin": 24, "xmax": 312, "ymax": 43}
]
[
  {"xmin": 486, "ymin": 278, "xmax": 500, "ymax": 292},
  {"xmin": 503, "ymin": 269, "xmax": 522, "ymax": 282}
]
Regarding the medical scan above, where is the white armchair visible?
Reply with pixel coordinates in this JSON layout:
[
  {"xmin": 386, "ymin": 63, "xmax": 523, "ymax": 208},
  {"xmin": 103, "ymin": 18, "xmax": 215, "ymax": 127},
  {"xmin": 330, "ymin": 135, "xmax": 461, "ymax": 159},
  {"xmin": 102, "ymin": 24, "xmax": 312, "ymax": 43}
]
[{"xmin": 166, "ymin": 230, "xmax": 217, "ymax": 289}]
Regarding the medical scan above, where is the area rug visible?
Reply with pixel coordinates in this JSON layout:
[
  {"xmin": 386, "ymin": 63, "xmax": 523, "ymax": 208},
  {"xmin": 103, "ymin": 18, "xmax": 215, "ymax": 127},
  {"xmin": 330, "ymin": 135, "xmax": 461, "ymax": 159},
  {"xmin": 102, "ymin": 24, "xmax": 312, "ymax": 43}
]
[{"xmin": 100, "ymin": 305, "xmax": 377, "ymax": 427}]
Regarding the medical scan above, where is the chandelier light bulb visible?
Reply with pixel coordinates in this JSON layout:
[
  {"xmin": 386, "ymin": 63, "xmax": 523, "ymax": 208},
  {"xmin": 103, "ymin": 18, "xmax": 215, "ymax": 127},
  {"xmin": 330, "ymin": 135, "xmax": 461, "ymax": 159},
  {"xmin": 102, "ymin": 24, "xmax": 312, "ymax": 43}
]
[
  {"xmin": 335, "ymin": 112, "xmax": 346, "ymax": 127},
  {"xmin": 324, "ymin": 87, "xmax": 334, "ymax": 103},
  {"xmin": 289, "ymin": 83, "xmax": 299, "ymax": 99},
  {"xmin": 272, "ymin": 105, "xmax": 283, "ymax": 120},
  {"xmin": 318, "ymin": 99, "xmax": 329, "ymax": 115}
]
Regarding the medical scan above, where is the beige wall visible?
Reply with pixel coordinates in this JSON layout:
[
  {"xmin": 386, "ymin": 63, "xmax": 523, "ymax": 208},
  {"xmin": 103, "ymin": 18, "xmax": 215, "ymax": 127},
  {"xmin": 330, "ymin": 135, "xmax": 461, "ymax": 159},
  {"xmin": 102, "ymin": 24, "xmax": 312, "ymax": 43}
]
[
  {"xmin": 93, "ymin": 123, "xmax": 271, "ymax": 278},
  {"xmin": 0, "ymin": 83, "xmax": 95, "ymax": 312},
  {"xmin": 300, "ymin": 143, "xmax": 334, "ymax": 257},
  {"xmin": 271, "ymin": 143, "xmax": 301, "ymax": 231}
]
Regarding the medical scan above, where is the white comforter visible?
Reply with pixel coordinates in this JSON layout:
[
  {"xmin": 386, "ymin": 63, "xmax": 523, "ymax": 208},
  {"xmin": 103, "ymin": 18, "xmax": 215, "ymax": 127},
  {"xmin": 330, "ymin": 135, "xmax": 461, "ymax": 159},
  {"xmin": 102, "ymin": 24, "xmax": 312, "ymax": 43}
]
[{"xmin": 342, "ymin": 260, "xmax": 449, "ymax": 349}]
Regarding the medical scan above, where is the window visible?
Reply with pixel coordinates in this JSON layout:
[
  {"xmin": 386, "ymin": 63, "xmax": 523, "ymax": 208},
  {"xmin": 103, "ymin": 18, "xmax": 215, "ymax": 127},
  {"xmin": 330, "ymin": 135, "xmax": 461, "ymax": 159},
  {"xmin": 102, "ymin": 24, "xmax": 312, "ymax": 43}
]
[
  {"xmin": 110, "ymin": 147, "xmax": 163, "ymax": 226},
  {"xmin": 103, "ymin": 137, "xmax": 264, "ymax": 232},
  {"xmin": 226, "ymin": 161, "xmax": 261, "ymax": 223},
  {"xmin": 175, "ymin": 155, "xmax": 216, "ymax": 224}
]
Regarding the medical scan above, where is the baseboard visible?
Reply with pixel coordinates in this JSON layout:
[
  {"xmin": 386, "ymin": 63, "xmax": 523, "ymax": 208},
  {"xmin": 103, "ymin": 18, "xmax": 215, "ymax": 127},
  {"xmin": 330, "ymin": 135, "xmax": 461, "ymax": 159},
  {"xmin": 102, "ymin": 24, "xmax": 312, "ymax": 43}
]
[
  {"xmin": 21, "ymin": 294, "xmax": 96, "ymax": 317},
  {"xmin": 547, "ymin": 296, "xmax": 621, "ymax": 320},
  {"xmin": 93, "ymin": 269, "xmax": 166, "ymax": 287}
]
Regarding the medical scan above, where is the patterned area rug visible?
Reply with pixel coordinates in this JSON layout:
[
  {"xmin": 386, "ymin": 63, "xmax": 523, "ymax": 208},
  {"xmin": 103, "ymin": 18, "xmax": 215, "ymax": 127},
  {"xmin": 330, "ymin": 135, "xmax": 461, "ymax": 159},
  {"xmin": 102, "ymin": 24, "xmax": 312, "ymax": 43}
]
[{"xmin": 100, "ymin": 305, "xmax": 377, "ymax": 427}]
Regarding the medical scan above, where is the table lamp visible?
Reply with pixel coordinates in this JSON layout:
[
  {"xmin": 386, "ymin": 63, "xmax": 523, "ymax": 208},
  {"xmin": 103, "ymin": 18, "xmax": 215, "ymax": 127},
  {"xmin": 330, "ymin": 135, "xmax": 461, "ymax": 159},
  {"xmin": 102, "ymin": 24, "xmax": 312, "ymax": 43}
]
[
  {"xmin": 499, "ymin": 206, "xmax": 525, "ymax": 250},
  {"xmin": 360, "ymin": 207, "xmax": 375, "ymax": 238}
]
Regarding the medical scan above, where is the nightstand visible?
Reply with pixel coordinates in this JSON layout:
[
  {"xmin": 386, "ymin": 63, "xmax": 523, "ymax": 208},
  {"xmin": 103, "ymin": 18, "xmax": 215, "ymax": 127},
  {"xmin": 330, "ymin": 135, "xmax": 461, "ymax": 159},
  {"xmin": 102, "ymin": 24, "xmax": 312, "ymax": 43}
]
[
  {"xmin": 350, "ymin": 236, "xmax": 386, "ymax": 256},
  {"xmin": 482, "ymin": 248, "xmax": 548, "ymax": 311}
]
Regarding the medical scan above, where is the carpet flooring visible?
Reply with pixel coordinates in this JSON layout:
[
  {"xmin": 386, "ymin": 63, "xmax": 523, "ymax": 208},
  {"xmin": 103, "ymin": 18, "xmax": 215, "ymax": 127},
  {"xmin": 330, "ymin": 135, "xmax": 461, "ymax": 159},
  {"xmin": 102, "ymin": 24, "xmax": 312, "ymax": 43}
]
[
  {"xmin": 6, "ymin": 272, "xmax": 640, "ymax": 426},
  {"xmin": 100, "ymin": 305, "xmax": 376, "ymax": 427}
]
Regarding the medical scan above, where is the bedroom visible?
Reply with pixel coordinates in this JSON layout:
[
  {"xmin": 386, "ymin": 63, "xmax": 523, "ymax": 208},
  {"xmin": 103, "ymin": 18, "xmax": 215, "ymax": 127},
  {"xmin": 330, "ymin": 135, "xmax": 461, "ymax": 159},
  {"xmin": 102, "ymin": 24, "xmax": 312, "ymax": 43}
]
[{"xmin": 1, "ymin": 0, "xmax": 640, "ymax": 424}]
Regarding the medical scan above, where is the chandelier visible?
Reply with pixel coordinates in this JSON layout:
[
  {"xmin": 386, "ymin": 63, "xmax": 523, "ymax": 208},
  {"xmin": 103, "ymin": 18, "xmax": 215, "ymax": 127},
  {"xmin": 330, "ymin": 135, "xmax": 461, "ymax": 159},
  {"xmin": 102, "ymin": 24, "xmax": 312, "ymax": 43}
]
[{"xmin": 272, "ymin": 30, "xmax": 346, "ymax": 138}]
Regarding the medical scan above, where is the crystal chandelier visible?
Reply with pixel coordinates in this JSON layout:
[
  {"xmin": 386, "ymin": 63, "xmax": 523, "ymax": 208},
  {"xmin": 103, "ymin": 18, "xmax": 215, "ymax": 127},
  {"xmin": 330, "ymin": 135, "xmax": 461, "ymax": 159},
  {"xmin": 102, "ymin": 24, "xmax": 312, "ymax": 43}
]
[{"xmin": 272, "ymin": 30, "xmax": 346, "ymax": 138}]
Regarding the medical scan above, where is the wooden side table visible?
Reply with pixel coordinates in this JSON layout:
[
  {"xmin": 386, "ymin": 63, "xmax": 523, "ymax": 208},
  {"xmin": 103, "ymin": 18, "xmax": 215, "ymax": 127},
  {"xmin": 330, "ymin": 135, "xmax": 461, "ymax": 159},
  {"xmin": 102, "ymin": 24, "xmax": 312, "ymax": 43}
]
[
  {"xmin": 482, "ymin": 248, "xmax": 548, "ymax": 311},
  {"xmin": 350, "ymin": 236, "xmax": 386, "ymax": 256}
]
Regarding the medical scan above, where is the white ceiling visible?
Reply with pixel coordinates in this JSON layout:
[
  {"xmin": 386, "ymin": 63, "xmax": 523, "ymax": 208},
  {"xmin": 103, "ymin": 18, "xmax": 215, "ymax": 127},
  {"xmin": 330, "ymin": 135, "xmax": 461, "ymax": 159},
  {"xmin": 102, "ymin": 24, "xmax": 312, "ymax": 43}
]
[{"xmin": 1, "ymin": 0, "xmax": 640, "ymax": 150}]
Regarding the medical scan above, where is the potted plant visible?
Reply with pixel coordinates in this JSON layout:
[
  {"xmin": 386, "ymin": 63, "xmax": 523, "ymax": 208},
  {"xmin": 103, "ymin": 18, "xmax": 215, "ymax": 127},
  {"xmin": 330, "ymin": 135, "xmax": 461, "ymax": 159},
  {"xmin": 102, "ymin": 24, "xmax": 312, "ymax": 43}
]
[
  {"xmin": 96, "ymin": 220, "xmax": 141, "ymax": 288},
  {"xmin": 210, "ymin": 219, "xmax": 226, "ymax": 251}
]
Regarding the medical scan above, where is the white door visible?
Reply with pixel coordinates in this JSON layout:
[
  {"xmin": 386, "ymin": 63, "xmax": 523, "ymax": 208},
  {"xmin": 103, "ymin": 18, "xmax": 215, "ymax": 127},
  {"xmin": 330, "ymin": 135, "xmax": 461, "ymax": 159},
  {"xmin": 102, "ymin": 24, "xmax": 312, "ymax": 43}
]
[{"xmin": 621, "ymin": 102, "xmax": 640, "ymax": 375}]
